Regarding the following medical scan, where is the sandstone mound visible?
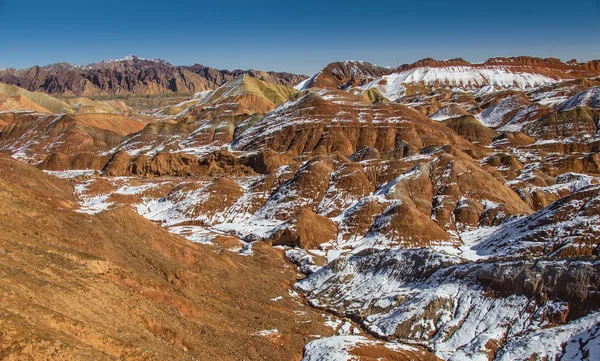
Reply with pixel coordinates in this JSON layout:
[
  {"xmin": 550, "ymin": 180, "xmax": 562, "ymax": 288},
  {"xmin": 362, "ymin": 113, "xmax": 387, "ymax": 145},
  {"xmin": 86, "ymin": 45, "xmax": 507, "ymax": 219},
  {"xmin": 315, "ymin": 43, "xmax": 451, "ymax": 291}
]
[
  {"xmin": 491, "ymin": 131, "xmax": 536, "ymax": 147},
  {"xmin": 68, "ymin": 113, "xmax": 145, "ymax": 135},
  {"xmin": 318, "ymin": 162, "xmax": 374, "ymax": 217},
  {"xmin": 267, "ymin": 208, "xmax": 338, "ymax": 249},
  {"xmin": 430, "ymin": 103, "xmax": 470, "ymax": 121},
  {"xmin": 442, "ymin": 115, "xmax": 498, "ymax": 144},
  {"xmin": 0, "ymin": 93, "xmax": 51, "ymax": 114},
  {"xmin": 349, "ymin": 146, "xmax": 381, "ymax": 162},
  {"xmin": 39, "ymin": 152, "xmax": 110, "ymax": 171},
  {"xmin": 256, "ymin": 156, "xmax": 335, "ymax": 220},
  {"xmin": 366, "ymin": 201, "xmax": 452, "ymax": 248},
  {"xmin": 360, "ymin": 87, "xmax": 388, "ymax": 103},
  {"xmin": 242, "ymin": 149, "xmax": 293, "ymax": 174},
  {"xmin": 337, "ymin": 197, "xmax": 385, "ymax": 241},
  {"xmin": 522, "ymin": 106, "xmax": 599, "ymax": 140},
  {"xmin": 201, "ymin": 74, "xmax": 298, "ymax": 110},
  {"xmin": 0, "ymin": 82, "xmax": 71, "ymax": 113},
  {"xmin": 297, "ymin": 61, "xmax": 392, "ymax": 90}
]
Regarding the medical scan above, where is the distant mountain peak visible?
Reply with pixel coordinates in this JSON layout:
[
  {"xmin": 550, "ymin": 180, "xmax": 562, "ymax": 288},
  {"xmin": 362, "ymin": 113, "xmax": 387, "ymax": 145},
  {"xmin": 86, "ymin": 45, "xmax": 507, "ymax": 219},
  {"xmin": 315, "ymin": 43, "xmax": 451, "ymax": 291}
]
[
  {"xmin": 90, "ymin": 55, "xmax": 173, "ymax": 70},
  {"xmin": 296, "ymin": 60, "xmax": 393, "ymax": 90},
  {"xmin": 97, "ymin": 54, "xmax": 168, "ymax": 64},
  {"xmin": 41, "ymin": 62, "xmax": 88, "ymax": 72}
]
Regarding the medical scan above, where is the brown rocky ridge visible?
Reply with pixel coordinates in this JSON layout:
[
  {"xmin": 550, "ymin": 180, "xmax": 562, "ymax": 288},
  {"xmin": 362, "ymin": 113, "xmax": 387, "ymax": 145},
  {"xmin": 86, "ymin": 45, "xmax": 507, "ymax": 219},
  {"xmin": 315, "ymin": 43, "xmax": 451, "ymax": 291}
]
[{"xmin": 0, "ymin": 55, "xmax": 307, "ymax": 97}]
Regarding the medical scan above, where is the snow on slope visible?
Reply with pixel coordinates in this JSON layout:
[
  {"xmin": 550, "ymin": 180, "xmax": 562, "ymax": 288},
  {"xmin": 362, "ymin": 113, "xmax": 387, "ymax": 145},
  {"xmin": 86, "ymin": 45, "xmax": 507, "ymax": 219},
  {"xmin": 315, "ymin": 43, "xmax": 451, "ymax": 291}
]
[
  {"xmin": 74, "ymin": 178, "xmax": 168, "ymax": 215},
  {"xmin": 301, "ymin": 336, "xmax": 423, "ymax": 361},
  {"xmin": 360, "ymin": 74, "xmax": 407, "ymax": 101},
  {"xmin": 496, "ymin": 104, "xmax": 548, "ymax": 132},
  {"xmin": 495, "ymin": 312, "xmax": 600, "ymax": 361},
  {"xmin": 468, "ymin": 185, "xmax": 600, "ymax": 258},
  {"xmin": 430, "ymin": 104, "xmax": 469, "ymax": 121},
  {"xmin": 301, "ymin": 336, "xmax": 377, "ymax": 361},
  {"xmin": 44, "ymin": 169, "xmax": 97, "ymax": 179},
  {"xmin": 295, "ymin": 72, "xmax": 321, "ymax": 90},
  {"xmin": 362, "ymin": 66, "xmax": 557, "ymax": 101},
  {"xmin": 476, "ymin": 95, "xmax": 530, "ymax": 128},
  {"xmin": 558, "ymin": 86, "xmax": 600, "ymax": 111},
  {"xmin": 297, "ymin": 247, "xmax": 600, "ymax": 361}
]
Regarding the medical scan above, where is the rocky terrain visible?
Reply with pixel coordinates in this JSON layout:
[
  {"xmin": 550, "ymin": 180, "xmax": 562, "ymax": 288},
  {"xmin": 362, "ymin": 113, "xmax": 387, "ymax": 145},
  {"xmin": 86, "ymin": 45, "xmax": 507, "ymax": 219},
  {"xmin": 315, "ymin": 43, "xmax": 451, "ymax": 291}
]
[{"xmin": 0, "ymin": 55, "xmax": 599, "ymax": 360}]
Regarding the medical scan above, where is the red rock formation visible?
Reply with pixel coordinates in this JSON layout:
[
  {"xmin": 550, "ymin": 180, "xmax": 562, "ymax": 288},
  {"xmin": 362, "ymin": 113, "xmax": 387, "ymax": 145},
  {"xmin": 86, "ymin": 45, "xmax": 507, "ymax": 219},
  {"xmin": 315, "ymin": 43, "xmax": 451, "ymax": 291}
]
[
  {"xmin": 298, "ymin": 61, "xmax": 393, "ymax": 90},
  {"xmin": 395, "ymin": 56, "xmax": 600, "ymax": 79}
]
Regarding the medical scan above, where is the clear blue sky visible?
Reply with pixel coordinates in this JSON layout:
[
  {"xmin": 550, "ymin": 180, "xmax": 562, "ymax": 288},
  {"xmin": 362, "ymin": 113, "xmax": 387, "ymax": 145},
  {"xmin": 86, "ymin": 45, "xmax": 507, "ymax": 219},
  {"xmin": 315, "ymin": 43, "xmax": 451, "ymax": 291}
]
[{"xmin": 0, "ymin": 0, "xmax": 598, "ymax": 75}]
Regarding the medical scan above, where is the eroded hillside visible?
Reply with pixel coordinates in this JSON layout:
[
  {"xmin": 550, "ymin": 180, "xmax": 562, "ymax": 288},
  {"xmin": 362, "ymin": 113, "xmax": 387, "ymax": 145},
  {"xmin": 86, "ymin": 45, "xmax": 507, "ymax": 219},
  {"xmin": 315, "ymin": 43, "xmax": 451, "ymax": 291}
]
[{"xmin": 0, "ymin": 56, "xmax": 599, "ymax": 360}]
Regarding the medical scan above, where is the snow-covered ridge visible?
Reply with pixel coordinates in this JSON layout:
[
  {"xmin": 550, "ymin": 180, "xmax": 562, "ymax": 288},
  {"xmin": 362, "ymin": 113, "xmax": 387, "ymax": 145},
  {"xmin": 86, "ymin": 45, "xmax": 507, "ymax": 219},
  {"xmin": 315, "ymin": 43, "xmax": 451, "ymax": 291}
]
[
  {"xmin": 476, "ymin": 95, "xmax": 529, "ymax": 127},
  {"xmin": 41, "ymin": 62, "xmax": 92, "ymax": 71},
  {"xmin": 296, "ymin": 60, "xmax": 393, "ymax": 90},
  {"xmin": 469, "ymin": 185, "xmax": 600, "ymax": 258},
  {"xmin": 295, "ymin": 72, "xmax": 320, "ymax": 90},
  {"xmin": 429, "ymin": 104, "xmax": 470, "ymax": 121},
  {"xmin": 38, "ymin": 55, "xmax": 170, "ymax": 72},
  {"xmin": 558, "ymin": 86, "xmax": 600, "ymax": 111},
  {"xmin": 362, "ymin": 66, "xmax": 559, "ymax": 101},
  {"xmin": 97, "ymin": 54, "xmax": 168, "ymax": 64}
]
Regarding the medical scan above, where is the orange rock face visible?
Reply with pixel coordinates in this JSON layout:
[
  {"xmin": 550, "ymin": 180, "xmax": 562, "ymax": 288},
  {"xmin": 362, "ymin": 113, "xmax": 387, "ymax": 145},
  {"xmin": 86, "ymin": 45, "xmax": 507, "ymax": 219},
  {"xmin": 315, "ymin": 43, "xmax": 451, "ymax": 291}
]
[{"xmin": 268, "ymin": 208, "xmax": 338, "ymax": 249}]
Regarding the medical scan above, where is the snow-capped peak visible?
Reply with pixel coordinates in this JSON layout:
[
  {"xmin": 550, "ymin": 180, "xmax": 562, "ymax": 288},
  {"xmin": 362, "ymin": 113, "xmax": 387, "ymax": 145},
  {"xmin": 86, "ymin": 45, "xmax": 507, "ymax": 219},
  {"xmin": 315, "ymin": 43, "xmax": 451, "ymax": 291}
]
[{"xmin": 98, "ymin": 54, "xmax": 166, "ymax": 64}]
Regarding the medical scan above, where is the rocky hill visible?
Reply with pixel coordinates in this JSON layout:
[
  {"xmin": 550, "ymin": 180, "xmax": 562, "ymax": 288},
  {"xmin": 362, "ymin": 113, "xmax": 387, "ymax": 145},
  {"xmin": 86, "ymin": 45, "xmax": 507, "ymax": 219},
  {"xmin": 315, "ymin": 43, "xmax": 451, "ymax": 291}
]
[{"xmin": 296, "ymin": 60, "xmax": 393, "ymax": 90}]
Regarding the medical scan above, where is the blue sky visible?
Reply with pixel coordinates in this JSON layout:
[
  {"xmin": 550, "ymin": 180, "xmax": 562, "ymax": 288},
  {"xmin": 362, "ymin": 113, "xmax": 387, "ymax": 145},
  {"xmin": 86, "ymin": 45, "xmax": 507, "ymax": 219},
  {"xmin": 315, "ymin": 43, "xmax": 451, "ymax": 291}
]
[{"xmin": 0, "ymin": 0, "xmax": 598, "ymax": 74}]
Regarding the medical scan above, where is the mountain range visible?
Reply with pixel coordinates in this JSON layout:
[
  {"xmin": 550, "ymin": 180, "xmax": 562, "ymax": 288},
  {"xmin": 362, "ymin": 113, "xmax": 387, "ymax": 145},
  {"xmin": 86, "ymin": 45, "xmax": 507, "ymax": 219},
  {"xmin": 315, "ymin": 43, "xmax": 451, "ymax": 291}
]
[
  {"xmin": 0, "ymin": 54, "xmax": 599, "ymax": 361},
  {"xmin": 3, "ymin": 55, "xmax": 600, "ymax": 98},
  {"xmin": 0, "ymin": 55, "xmax": 307, "ymax": 96}
]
